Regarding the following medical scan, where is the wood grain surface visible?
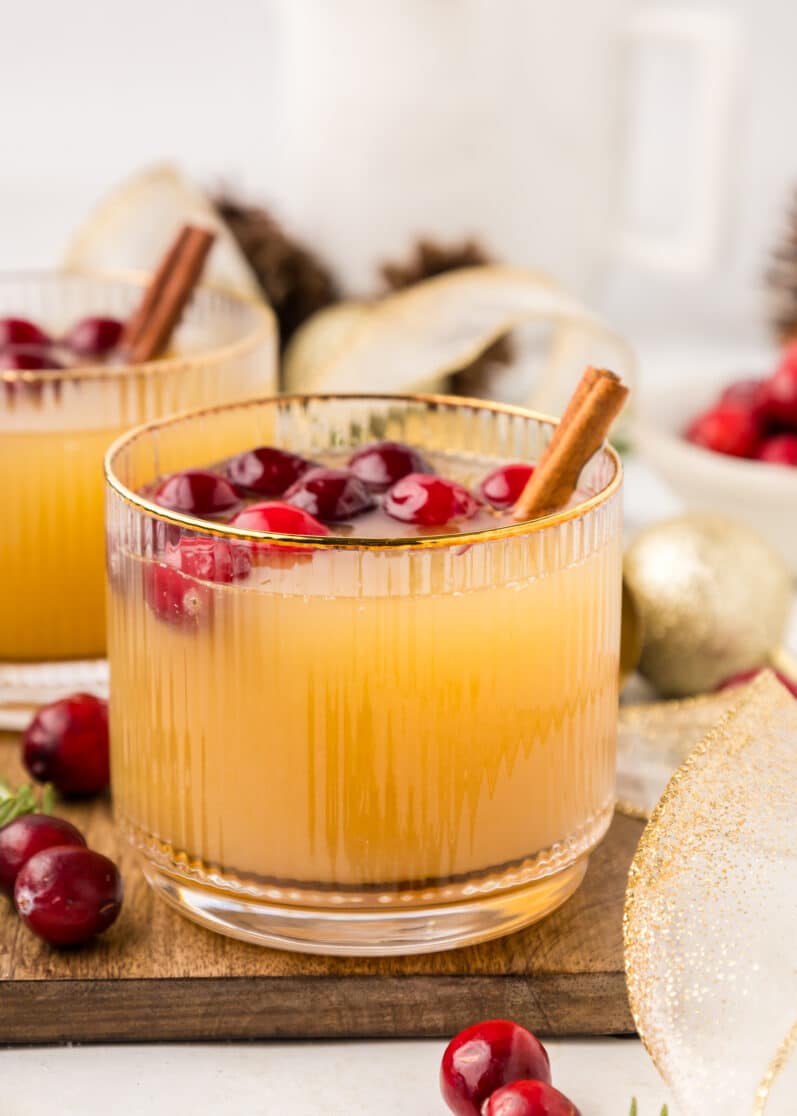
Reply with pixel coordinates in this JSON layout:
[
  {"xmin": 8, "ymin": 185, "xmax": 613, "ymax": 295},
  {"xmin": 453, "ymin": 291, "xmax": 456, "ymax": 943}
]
[{"xmin": 0, "ymin": 732, "xmax": 641, "ymax": 1044}]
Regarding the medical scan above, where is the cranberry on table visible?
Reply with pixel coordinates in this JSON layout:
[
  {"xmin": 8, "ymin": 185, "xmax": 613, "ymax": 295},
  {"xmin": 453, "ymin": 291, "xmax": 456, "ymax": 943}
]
[
  {"xmin": 757, "ymin": 433, "xmax": 797, "ymax": 466},
  {"xmin": 440, "ymin": 1020, "xmax": 551, "ymax": 1116},
  {"xmin": 685, "ymin": 404, "xmax": 763, "ymax": 458},
  {"xmin": 720, "ymin": 378, "xmax": 767, "ymax": 412},
  {"xmin": 482, "ymin": 1081, "xmax": 582, "ymax": 1116},
  {"xmin": 284, "ymin": 467, "xmax": 375, "ymax": 521},
  {"xmin": 348, "ymin": 440, "xmax": 432, "ymax": 491},
  {"xmin": 64, "ymin": 316, "xmax": 124, "ymax": 358},
  {"xmin": 152, "ymin": 469, "xmax": 239, "ymax": 516},
  {"xmin": 0, "ymin": 317, "xmax": 50, "ymax": 349},
  {"xmin": 23, "ymin": 693, "xmax": 109, "ymax": 798},
  {"xmin": 0, "ymin": 814, "xmax": 86, "ymax": 896},
  {"xmin": 225, "ymin": 446, "xmax": 316, "ymax": 497},
  {"xmin": 762, "ymin": 343, "xmax": 797, "ymax": 427},
  {"xmin": 15, "ymin": 846, "xmax": 123, "ymax": 947},
  {"xmin": 478, "ymin": 463, "xmax": 535, "ymax": 509},
  {"xmin": 385, "ymin": 473, "xmax": 481, "ymax": 527}
]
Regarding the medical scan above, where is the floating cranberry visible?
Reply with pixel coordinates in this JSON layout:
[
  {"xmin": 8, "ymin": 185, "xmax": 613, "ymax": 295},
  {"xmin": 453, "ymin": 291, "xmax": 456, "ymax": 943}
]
[
  {"xmin": 348, "ymin": 440, "xmax": 432, "ymax": 491},
  {"xmin": 0, "ymin": 347, "xmax": 62, "ymax": 371},
  {"xmin": 152, "ymin": 469, "xmax": 239, "ymax": 517},
  {"xmin": 285, "ymin": 467, "xmax": 374, "ymax": 521},
  {"xmin": 440, "ymin": 1020, "xmax": 551, "ymax": 1116},
  {"xmin": 685, "ymin": 404, "xmax": 763, "ymax": 458},
  {"xmin": 0, "ymin": 814, "xmax": 86, "ymax": 896},
  {"xmin": 169, "ymin": 536, "xmax": 251, "ymax": 583},
  {"xmin": 225, "ymin": 446, "xmax": 316, "ymax": 497},
  {"xmin": 762, "ymin": 343, "xmax": 797, "ymax": 427},
  {"xmin": 478, "ymin": 463, "xmax": 535, "ymax": 509},
  {"xmin": 15, "ymin": 846, "xmax": 123, "ymax": 947},
  {"xmin": 482, "ymin": 1081, "xmax": 582, "ymax": 1116},
  {"xmin": 23, "ymin": 694, "xmax": 109, "ymax": 798},
  {"xmin": 719, "ymin": 666, "xmax": 797, "ymax": 699},
  {"xmin": 0, "ymin": 317, "xmax": 50, "ymax": 350},
  {"xmin": 64, "ymin": 316, "xmax": 124, "ymax": 358},
  {"xmin": 758, "ymin": 433, "xmax": 797, "ymax": 466},
  {"xmin": 385, "ymin": 473, "xmax": 480, "ymax": 527}
]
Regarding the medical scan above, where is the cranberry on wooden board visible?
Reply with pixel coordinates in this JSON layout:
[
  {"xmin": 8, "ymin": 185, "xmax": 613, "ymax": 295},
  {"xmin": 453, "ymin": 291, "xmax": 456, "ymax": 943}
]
[
  {"xmin": 284, "ymin": 467, "xmax": 375, "ymax": 522},
  {"xmin": 15, "ymin": 846, "xmax": 123, "ymax": 947},
  {"xmin": 152, "ymin": 470, "xmax": 239, "ymax": 517},
  {"xmin": 348, "ymin": 440, "xmax": 432, "ymax": 491},
  {"xmin": 385, "ymin": 473, "xmax": 481, "ymax": 527},
  {"xmin": 440, "ymin": 1020, "xmax": 551, "ymax": 1116},
  {"xmin": 0, "ymin": 814, "xmax": 86, "ymax": 896},
  {"xmin": 478, "ymin": 463, "xmax": 535, "ymax": 509},
  {"xmin": 225, "ymin": 446, "xmax": 316, "ymax": 497},
  {"xmin": 23, "ymin": 693, "xmax": 109, "ymax": 797},
  {"xmin": 482, "ymin": 1081, "xmax": 582, "ymax": 1116}
]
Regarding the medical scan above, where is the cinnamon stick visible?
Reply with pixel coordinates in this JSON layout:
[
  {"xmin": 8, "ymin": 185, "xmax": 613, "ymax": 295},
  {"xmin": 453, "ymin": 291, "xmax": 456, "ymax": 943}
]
[
  {"xmin": 121, "ymin": 224, "xmax": 216, "ymax": 363},
  {"xmin": 513, "ymin": 367, "xmax": 628, "ymax": 521}
]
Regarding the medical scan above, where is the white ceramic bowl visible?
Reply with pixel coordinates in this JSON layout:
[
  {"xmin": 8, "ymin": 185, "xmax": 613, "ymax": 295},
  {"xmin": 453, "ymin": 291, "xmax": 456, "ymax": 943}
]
[{"xmin": 636, "ymin": 369, "xmax": 797, "ymax": 577}]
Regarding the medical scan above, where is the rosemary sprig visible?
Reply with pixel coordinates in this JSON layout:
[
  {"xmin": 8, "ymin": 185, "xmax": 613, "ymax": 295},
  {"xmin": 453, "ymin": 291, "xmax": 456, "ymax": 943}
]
[
  {"xmin": 0, "ymin": 778, "xmax": 54, "ymax": 827},
  {"xmin": 629, "ymin": 1101, "xmax": 668, "ymax": 1116}
]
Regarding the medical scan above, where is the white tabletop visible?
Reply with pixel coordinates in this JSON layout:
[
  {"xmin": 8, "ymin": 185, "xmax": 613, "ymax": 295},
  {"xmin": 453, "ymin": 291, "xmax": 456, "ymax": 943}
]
[{"xmin": 5, "ymin": 1039, "xmax": 671, "ymax": 1115}]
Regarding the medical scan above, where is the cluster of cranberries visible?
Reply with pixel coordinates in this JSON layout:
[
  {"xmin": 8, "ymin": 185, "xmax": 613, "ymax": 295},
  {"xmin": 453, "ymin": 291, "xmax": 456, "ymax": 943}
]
[
  {"xmin": 145, "ymin": 441, "xmax": 534, "ymax": 625},
  {"xmin": 0, "ymin": 693, "xmax": 121, "ymax": 947},
  {"xmin": 0, "ymin": 314, "xmax": 124, "ymax": 373},
  {"xmin": 685, "ymin": 343, "xmax": 797, "ymax": 465},
  {"xmin": 441, "ymin": 1020, "xmax": 581, "ymax": 1116}
]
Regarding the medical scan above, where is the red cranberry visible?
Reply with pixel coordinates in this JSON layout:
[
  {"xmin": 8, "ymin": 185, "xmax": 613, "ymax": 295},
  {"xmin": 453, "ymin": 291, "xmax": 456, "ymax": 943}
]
[
  {"xmin": 762, "ymin": 343, "xmax": 797, "ymax": 427},
  {"xmin": 0, "ymin": 317, "xmax": 50, "ymax": 349},
  {"xmin": 0, "ymin": 347, "xmax": 62, "ymax": 371},
  {"xmin": 225, "ymin": 446, "xmax": 316, "ymax": 497},
  {"xmin": 285, "ymin": 467, "xmax": 374, "ymax": 521},
  {"xmin": 757, "ymin": 433, "xmax": 797, "ymax": 466},
  {"xmin": 478, "ymin": 463, "xmax": 535, "ymax": 509},
  {"xmin": 719, "ymin": 667, "xmax": 797, "ymax": 699},
  {"xmin": 15, "ymin": 846, "xmax": 123, "ymax": 947},
  {"xmin": 0, "ymin": 814, "xmax": 85, "ymax": 896},
  {"xmin": 482, "ymin": 1081, "xmax": 581, "ymax": 1116},
  {"xmin": 168, "ymin": 536, "xmax": 251, "ymax": 582},
  {"xmin": 348, "ymin": 440, "xmax": 432, "ymax": 491},
  {"xmin": 144, "ymin": 562, "xmax": 210, "ymax": 626},
  {"xmin": 685, "ymin": 404, "xmax": 763, "ymax": 458},
  {"xmin": 385, "ymin": 473, "xmax": 481, "ymax": 527},
  {"xmin": 230, "ymin": 501, "xmax": 330, "ymax": 553},
  {"xmin": 440, "ymin": 1020, "xmax": 551, "ymax": 1116},
  {"xmin": 720, "ymin": 378, "xmax": 767, "ymax": 413},
  {"xmin": 64, "ymin": 316, "xmax": 124, "ymax": 358},
  {"xmin": 23, "ymin": 694, "xmax": 109, "ymax": 798},
  {"xmin": 152, "ymin": 469, "xmax": 239, "ymax": 517}
]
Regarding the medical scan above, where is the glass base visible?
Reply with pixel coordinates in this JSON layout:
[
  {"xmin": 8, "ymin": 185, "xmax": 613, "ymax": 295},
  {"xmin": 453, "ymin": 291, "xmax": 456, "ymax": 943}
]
[
  {"xmin": 143, "ymin": 856, "xmax": 589, "ymax": 956},
  {"xmin": 0, "ymin": 659, "xmax": 109, "ymax": 730}
]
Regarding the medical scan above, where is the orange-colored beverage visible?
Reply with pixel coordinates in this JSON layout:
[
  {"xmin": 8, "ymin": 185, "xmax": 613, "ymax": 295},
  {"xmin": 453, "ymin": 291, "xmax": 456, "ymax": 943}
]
[{"xmin": 106, "ymin": 395, "xmax": 623, "ymax": 955}]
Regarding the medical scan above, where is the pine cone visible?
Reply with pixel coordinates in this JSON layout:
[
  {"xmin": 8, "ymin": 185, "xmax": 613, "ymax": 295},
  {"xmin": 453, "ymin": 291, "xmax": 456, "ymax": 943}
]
[
  {"xmin": 766, "ymin": 191, "xmax": 797, "ymax": 344},
  {"xmin": 214, "ymin": 194, "xmax": 339, "ymax": 349},
  {"xmin": 380, "ymin": 238, "xmax": 514, "ymax": 396}
]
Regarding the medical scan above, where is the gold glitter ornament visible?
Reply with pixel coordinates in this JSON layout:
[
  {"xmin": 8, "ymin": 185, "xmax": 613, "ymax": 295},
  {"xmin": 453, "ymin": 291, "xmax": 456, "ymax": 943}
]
[{"xmin": 624, "ymin": 514, "xmax": 791, "ymax": 697}]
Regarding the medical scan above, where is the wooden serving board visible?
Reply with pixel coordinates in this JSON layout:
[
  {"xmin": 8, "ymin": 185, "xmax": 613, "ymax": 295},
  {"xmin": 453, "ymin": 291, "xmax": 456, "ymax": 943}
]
[{"xmin": 0, "ymin": 732, "xmax": 641, "ymax": 1044}]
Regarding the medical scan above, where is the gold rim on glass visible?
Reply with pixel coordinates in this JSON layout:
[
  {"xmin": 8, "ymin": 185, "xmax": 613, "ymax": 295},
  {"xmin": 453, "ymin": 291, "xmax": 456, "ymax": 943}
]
[
  {"xmin": 104, "ymin": 392, "xmax": 623, "ymax": 551},
  {"xmin": 0, "ymin": 268, "xmax": 277, "ymax": 386}
]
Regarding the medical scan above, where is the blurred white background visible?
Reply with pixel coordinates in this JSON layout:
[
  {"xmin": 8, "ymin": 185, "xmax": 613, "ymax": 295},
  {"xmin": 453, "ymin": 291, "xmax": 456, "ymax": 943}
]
[{"xmin": 0, "ymin": 0, "xmax": 794, "ymax": 363}]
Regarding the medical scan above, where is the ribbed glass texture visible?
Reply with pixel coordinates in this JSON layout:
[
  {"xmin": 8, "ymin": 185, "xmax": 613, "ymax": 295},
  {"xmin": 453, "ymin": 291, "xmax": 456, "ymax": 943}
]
[
  {"xmin": 107, "ymin": 395, "xmax": 622, "ymax": 913},
  {"xmin": 1, "ymin": 272, "xmax": 276, "ymax": 662}
]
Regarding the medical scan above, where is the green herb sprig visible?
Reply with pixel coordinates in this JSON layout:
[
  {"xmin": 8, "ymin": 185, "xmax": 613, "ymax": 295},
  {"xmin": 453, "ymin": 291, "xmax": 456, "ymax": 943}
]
[
  {"xmin": 0, "ymin": 777, "xmax": 54, "ymax": 827},
  {"xmin": 629, "ymin": 1101, "xmax": 668, "ymax": 1116}
]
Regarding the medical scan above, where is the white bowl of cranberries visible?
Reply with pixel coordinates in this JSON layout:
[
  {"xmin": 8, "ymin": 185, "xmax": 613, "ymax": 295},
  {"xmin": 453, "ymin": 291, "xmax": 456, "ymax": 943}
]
[{"xmin": 638, "ymin": 342, "xmax": 797, "ymax": 575}]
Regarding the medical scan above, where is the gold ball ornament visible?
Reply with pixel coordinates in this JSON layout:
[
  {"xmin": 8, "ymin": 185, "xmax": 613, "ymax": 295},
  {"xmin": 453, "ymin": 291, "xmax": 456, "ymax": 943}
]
[{"xmin": 624, "ymin": 514, "xmax": 792, "ymax": 697}]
